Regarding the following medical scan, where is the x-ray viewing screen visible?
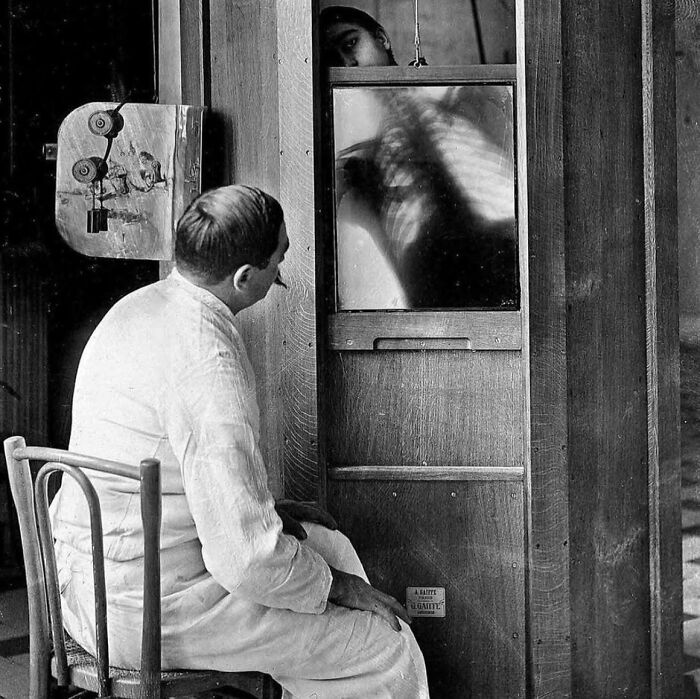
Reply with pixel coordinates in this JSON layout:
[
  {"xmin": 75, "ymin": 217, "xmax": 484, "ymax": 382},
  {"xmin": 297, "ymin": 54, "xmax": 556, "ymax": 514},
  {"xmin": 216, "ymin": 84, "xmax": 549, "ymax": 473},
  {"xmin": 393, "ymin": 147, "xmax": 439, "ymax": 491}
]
[{"xmin": 332, "ymin": 83, "xmax": 519, "ymax": 311}]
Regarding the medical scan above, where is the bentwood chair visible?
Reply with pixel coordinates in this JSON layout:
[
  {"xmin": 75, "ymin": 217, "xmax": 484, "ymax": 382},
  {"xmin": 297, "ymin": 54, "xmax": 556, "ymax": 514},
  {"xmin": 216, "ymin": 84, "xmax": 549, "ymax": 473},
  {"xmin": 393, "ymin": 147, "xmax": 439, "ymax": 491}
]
[{"xmin": 3, "ymin": 436, "xmax": 280, "ymax": 699}]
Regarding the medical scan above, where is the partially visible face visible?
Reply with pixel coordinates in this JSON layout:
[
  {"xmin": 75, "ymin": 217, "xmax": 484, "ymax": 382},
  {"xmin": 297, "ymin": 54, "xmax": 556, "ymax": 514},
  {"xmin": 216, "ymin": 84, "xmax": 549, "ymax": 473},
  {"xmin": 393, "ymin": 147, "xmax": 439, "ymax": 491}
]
[
  {"xmin": 323, "ymin": 22, "xmax": 392, "ymax": 67},
  {"xmin": 250, "ymin": 222, "xmax": 289, "ymax": 302}
]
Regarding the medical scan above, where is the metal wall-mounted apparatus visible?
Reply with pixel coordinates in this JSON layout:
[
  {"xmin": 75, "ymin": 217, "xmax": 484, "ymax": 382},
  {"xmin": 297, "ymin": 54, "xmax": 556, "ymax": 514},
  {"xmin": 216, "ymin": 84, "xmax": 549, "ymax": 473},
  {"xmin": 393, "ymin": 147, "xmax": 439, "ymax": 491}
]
[{"xmin": 55, "ymin": 102, "xmax": 204, "ymax": 260}]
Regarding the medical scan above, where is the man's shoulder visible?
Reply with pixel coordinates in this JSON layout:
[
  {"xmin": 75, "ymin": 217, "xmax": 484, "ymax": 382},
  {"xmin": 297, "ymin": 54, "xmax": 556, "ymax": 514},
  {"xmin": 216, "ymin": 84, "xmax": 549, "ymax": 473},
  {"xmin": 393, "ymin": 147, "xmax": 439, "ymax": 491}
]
[
  {"xmin": 99, "ymin": 278, "xmax": 189, "ymax": 326},
  {"xmin": 103, "ymin": 278, "xmax": 165, "ymax": 310},
  {"xmin": 91, "ymin": 277, "xmax": 246, "ymax": 364},
  {"xmin": 84, "ymin": 280, "xmax": 182, "ymax": 355}
]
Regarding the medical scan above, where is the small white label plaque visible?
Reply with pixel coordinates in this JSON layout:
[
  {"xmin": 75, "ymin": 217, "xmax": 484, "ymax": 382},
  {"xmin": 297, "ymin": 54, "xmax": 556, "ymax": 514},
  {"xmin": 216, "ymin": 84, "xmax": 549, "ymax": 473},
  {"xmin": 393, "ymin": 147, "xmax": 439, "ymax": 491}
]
[{"xmin": 406, "ymin": 587, "xmax": 446, "ymax": 618}]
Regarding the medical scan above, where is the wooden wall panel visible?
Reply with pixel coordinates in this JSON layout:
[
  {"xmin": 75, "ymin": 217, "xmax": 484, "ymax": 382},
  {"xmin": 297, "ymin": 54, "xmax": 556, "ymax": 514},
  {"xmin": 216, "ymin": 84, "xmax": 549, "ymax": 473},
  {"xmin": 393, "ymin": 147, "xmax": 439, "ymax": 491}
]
[
  {"xmin": 277, "ymin": 0, "xmax": 320, "ymax": 501},
  {"xmin": 206, "ymin": 0, "xmax": 286, "ymax": 497},
  {"xmin": 522, "ymin": 0, "xmax": 572, "ymax": 695},
  {"xmin": 525, "ymin": 0, "xmax": 681, "ymax": 695},
  {"xmin": 553, "ymin": 0, "xmax": 681, "ymax": 696},
  {"xmin": 328, "ymin": 479, "xmax": 526, "ymax": 698},
  {"xmin": 327, "ymin": 350, "xmax": 522, "ymax": 468},
  {"xmin": 160, "ymin": 1, "xmax": 322, "ymax": 500},
  {"xmin": 209, "ymin": 0, "xmax": 279, "ymax": 191},
  {"xmin": 203, "ymin": 0, "xmax": 321, "ymax": 501},
  {"xmin": 562, "ymin": 1, "xmax": 651, "ymax": 694},
  {"xmin": 642, "ymin": 0, "xmax": 682, "ymax": 693},
  {"xmin": 157, "ymin": 0, "xmax": 206, "ymax": 106}
]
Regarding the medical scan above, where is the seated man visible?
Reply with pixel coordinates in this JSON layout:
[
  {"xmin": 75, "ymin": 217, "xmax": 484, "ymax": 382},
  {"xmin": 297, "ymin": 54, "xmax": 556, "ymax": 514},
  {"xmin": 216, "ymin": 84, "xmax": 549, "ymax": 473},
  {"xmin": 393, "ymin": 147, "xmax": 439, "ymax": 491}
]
[{"xmin": 50, "ymin": 185, "xmax": 429, "ymax": 698}]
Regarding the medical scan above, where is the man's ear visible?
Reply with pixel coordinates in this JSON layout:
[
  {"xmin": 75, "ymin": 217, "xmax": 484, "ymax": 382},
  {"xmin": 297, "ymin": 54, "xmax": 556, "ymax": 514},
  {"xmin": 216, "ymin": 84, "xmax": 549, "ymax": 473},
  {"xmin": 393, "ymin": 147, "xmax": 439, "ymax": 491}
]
[
  {"xmin": 232, "ymin": 264, "xmax": 255, "ymax": 291},
  {"xmin": 376, "ymin": 28, "xmax": 391, "ymax": 52}
]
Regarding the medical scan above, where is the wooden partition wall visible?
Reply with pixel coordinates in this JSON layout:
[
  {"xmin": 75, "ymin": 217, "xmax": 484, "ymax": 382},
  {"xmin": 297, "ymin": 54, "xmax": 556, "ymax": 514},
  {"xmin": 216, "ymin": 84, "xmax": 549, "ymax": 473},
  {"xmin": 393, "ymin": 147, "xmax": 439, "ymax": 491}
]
[
  {"xmin": 526, "ymin": 0, "xmax": 681, "ymax": 695},
  {"xmin": 159, "ymin": 0, "xmax": 320, "ymax": 500},
  {"xmin": 160, "ymin": 0, "xmax": 682, "ymax": 696}
]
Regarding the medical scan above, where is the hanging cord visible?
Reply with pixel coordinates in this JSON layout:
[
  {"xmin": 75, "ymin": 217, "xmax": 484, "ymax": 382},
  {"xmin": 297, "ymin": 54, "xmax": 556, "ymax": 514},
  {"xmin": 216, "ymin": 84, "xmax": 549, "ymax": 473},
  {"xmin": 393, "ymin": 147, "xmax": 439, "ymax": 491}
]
[
  {"xmin": 409, "ymin": 0, "xmax": 428, "ymax": 67},
  {"xmin": 101, "ymin": 100, "xmax": 128, "ymax": 164}
]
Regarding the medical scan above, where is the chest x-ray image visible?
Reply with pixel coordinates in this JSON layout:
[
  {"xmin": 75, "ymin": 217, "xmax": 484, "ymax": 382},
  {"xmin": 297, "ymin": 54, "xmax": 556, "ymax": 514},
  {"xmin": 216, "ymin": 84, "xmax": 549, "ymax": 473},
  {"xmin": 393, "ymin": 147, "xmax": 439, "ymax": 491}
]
[{"xmin": 332, "ymin": 83, "xmax": 519, "ymax": 311}]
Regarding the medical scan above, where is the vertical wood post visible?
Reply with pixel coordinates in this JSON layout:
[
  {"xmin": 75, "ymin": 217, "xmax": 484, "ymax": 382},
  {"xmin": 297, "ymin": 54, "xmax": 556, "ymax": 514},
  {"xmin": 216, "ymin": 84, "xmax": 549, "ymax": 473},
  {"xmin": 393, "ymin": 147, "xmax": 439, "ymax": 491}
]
[
  {"xmin": 157, "ymin": 0, "xmax": 206, "ymax": 106},
  {"xmin": 526, "ymin": 0, "xmax": 681, "ymax": 695},
  {"xmin": 159, "ymin": 0, "xmax": 321, "ymax": 500},
  {"xmin": 523, "ymin": 0, "xmax": 572, "ymax": 694},
  {"xmin": 157, "ymin": 0, "xmax": 206, "ymax": 281},
  {"xmin": 276, "ymin": 0, "xmax": 320, "ymax": 501},
  {"xmin": 642, "ymin": 0, "xmax": 682, "ymax": 694}
]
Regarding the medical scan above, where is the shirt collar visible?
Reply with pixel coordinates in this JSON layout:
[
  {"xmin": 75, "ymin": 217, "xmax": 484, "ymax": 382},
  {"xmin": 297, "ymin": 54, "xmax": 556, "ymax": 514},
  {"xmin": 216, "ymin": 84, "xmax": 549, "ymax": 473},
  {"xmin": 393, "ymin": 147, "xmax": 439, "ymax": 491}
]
[{"xmin": 168, "ymin": 267, "xmax": 237, "ymax": 323}]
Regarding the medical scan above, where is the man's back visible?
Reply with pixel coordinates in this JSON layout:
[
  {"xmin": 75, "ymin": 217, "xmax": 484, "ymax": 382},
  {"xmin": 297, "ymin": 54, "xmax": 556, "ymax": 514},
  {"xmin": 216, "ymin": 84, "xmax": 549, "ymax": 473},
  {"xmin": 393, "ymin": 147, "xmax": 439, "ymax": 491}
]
[{"xmin": 51, "ymin": 270, "xmax": 260, "ymax": 563}]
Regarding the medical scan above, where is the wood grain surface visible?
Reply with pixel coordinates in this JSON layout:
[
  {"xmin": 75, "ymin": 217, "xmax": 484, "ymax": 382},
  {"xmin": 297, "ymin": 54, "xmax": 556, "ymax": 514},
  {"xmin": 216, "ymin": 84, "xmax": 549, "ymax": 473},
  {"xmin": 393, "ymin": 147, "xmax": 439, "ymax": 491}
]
[
  {"xmin": 327, "ymin": 350, "xmax": 522, "ymax": 469},
  {"xmin": 157, "ymin": 0, "xmax": 198, "ymax": 278},
  {"xmin": 328, "ymin": 311, "xmax": 521, "ymax": 351},
  {"xmin": 160, "ymin": 1, "xmax": 324, "ymax": 501},
  {"xmin": 641, "ymin": 0, "xmax": 683, "ymax": 694},
  {"xmin": 328, "ymin": 465, "xmax": 524, "ymax": 481},
  {"xmin": 560, "ymin": 0, "xmax": 679, "ymax": 694},
  {"xmin": 277, "ymin": 0, "xmax": 320, "ymax": 502},
  {"xmin": 205, "ymin": 0, "xmax": 284, "ymax": 497},
  {"xmin": 328, "ymin": 479, "xmax": 526, "ymax": 698},
  {"xmin": 327, "ymin": 65, "xmax": 516, "ymax": 85},
  {"xmin": 523, "ymin": 0, "xmax": 572, "ymax": 695}
]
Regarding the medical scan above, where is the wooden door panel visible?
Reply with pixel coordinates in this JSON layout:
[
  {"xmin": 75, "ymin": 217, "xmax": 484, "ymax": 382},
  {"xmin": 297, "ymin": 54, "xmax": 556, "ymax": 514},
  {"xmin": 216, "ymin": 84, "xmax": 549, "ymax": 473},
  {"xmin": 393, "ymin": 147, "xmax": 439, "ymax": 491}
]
[
  {"xmin": 326, "ymin": 350, "xmax": 523, "ymax": 468},
  {"xmin": 328, "ymin": 478, "xmax": 526, "ymax": 698}
]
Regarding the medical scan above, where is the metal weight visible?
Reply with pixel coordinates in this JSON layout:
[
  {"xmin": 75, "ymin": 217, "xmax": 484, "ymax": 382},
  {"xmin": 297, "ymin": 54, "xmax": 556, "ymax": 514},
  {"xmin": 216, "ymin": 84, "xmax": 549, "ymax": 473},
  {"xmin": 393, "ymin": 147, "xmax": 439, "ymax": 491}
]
[{"xmin": 86, "ymin": 208, "xmax": 109, "ymax": 233}]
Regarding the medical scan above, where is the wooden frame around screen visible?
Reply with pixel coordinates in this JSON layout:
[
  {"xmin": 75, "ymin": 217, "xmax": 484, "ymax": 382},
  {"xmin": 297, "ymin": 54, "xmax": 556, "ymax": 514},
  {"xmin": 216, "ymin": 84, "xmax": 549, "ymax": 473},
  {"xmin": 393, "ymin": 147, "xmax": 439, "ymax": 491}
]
[{"xmin": 322, "ymin": 65, "xmax": 522, "ymax": 352}]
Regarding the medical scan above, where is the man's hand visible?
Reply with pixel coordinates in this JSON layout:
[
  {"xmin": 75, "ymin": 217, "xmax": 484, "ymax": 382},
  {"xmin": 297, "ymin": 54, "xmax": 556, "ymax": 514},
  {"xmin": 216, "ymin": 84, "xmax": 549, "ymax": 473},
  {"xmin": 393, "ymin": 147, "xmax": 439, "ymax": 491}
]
[
  {"xmin": 275, "ymin": 500, "xmax": 338, "ymax": 541},
  {"xmin": 328, "ymin": 566, "xmax": 411, "ymax": 632}
]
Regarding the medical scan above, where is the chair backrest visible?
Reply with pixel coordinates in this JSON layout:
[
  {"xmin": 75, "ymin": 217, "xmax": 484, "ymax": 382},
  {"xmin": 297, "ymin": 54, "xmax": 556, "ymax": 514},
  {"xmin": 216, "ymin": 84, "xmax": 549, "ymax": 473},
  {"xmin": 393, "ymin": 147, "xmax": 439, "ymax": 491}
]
[{"xmin": 3, "ymin": 435, "xmax": 162, "ymax": 699}]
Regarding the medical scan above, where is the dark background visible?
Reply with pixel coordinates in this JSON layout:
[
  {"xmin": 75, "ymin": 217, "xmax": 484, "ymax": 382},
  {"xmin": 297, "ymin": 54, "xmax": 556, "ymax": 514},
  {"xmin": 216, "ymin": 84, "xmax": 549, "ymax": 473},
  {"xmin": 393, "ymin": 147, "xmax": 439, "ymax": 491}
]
[
  {"xmin": 1, "ymin": 0, "xmax": 159, "ymax": 450},
  {"xmin": 0, "ymin": 1, "xmax": 158, "ymax": 581}
]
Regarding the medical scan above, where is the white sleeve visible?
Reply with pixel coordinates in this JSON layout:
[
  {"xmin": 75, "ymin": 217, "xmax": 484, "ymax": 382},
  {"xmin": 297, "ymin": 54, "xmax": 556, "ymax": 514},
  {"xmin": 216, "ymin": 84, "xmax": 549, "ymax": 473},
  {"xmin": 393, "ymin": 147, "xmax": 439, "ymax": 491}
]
[{"xmin": 163, "ymin": 352, "xmax": 332, "ymax": 614}]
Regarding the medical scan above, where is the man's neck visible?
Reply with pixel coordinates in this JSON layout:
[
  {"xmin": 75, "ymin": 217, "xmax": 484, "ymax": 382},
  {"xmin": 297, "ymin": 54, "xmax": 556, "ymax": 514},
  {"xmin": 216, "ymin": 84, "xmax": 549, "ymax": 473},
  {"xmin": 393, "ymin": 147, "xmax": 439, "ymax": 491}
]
[{"xmin": 177, "ymin": 268, "xmax": 247, "ymax": 315}]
